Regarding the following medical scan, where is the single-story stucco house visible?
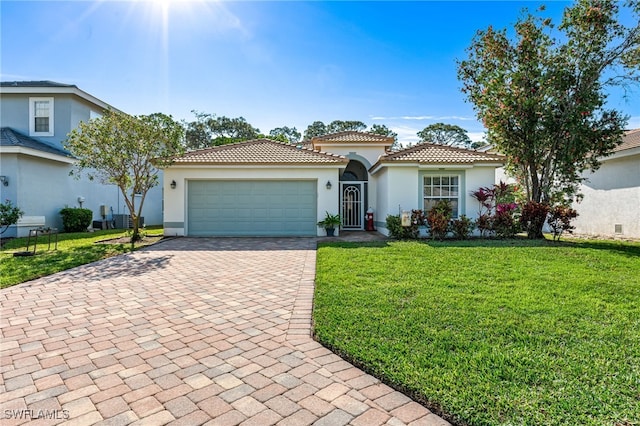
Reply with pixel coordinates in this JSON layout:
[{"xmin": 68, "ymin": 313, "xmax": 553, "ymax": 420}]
[
  {"xmin": 0, "ymin": 81, "xmax": 164, "ymax": 237},
  {"xmin": 161, "ymin": 131, "xmax": 505, "ymax": 237},
  {"xmin": 572, "ymin": 128, "xmax": 640, "ymax": 239}
]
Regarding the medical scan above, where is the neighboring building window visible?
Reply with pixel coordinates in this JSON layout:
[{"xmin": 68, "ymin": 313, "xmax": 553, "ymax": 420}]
[
  {"xmin": 29, "ymin": 97, "xmax": 54, "ymax": 136},
  {"xmin": 423, "ymin": 175, "xmax": 460, "ymax": 218}
]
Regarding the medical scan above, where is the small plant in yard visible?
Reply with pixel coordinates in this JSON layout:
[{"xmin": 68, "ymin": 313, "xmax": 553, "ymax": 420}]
[
  {"xmin": 547, "ymin": 205, "xmax": 578, "ymax": 241},
  {"xmin": 450, "ymin": 215, "xmax": 474, "ymax": 239},
  {"xmin": 0, "ymin": 199, "xmax": 23, "ymax": 235},
  {"xmin": 426, "ymin": 200, "xmax": 452, "ymax": 240},
  {"xmin": 317, "ymin": 211, "xmax": 341, "ymax": 236}
]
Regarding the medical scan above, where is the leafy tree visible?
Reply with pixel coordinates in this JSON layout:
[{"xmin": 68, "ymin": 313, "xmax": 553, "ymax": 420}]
[
  {"xmin": 0, "ymin": 199, "xmax": 23, "ymax": 235},
  {"xmin": 327, "ymin": 120, "xmax": 367, "ymax": 134},
  {"xmin": 269, "ymin": 126, "xmax": 301, "ymax": 144},
  {"xmin": 303, "ymin": 121, "xmax": 328, "ymax": 140},
  {"xmin": 184, "ymin": 111, "xmax": 260, "ymax": 149},
  {"xmin": 458, "ymin": 0, "xmax": 640, "ymax": 237},
  {"xmin": 368, "ymin": 124, "xmax": 398, "ymax": 140},
  {"xmin": 417, "ymin": 123, "xmax": 472, "ymax": 148},
  {"xmin": 368, "ymin": 124, "xmax": 400, "ymax": 149},
  {"xmin": 65, "ymin": 110, "xmax": 185, "ymax": 243}
]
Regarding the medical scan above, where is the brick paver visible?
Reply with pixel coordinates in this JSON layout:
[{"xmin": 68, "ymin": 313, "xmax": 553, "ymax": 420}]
[{"xmin": 0, "ymin": 237, "xmax": 451, "ymax": 425}]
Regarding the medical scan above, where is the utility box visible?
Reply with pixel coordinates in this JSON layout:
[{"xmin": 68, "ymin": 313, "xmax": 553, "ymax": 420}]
[{"xmin": 113, "ymin": 214, "xmax": 144, "ymax": 229}]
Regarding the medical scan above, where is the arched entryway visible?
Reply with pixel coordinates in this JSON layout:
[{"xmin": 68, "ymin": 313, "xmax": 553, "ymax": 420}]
[{"xmin": 340, "ymin": 160, "xmax": 368, "ymax": 230}]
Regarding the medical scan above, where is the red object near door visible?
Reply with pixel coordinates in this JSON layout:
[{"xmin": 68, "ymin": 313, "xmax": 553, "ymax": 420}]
[{"xmin": 365, "ymin": 208, "xmax": 375, "ymax": 231}]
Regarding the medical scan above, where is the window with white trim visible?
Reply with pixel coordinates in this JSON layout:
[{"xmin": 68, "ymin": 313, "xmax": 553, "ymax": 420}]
[
  {"xmin": 423, "ymin": 175, "xmax": 460, "ymax": 218},
  {"xmin": 29, "ymin": 97, "xmax": 54, "ymax": 136}
]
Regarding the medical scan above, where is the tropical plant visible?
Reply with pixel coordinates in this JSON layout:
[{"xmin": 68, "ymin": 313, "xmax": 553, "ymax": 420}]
[
  {"xmin": 0, "ymin": 200, "xmax": 23, "ymax": 235},
  {"xmin": 451, "ymin": 215, "xmax": 475, "ymax": 239},
  {"xmin": 547, "ymin": 205, "xmax": 579, "ymax": 241},
  {"xmin": 426, "ymin": 200, "xmax": 452, "ymax": 240}
]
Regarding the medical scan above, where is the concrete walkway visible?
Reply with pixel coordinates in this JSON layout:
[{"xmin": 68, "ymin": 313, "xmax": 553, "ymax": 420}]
[{"xmin": 0, "ymin": 238, "xmax": 450, "ymax": 425}]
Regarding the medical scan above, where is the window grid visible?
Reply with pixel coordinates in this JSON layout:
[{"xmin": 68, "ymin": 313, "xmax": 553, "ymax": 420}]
[
  {"xmin": 423, "ymin": 175, "xmax": 460, "ymax": 218},
  {"xmin": 29, "ymin": 98, "xmax": 53, "ymax": 136}
]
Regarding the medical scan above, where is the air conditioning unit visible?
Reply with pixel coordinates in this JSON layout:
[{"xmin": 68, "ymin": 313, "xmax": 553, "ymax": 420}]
[{"xmin": 113, "ymin": 214, "xmax": 144, "ymax": 229}]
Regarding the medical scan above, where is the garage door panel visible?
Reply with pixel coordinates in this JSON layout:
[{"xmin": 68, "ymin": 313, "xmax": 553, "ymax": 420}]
[{"xmin": 188, "ymin": 180, "xmax": 317, "ymax": 236}]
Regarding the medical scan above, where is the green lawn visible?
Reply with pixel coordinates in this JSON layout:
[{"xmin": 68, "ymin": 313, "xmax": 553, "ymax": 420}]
[
  {"xmin": 314, "ymin": 238, "xmax": 640, "ymax": 426},
  {"xmin": 0, "ymin": 227, "xmax": 163, "ymax": 289}
]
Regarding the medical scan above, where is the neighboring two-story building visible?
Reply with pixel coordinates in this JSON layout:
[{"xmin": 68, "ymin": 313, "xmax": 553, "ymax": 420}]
[{"xmin": 0, "ymin": 81, "xmax": 163, "ymax": 237}]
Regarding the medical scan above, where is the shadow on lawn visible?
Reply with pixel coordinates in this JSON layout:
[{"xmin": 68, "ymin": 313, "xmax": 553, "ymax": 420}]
[
  {"xmin": 321, "ymin": 237, "xmax": 640, "ymax": 257},
  {"xmin": 11, "ymin": 246, "xmax": 174, "ymax": 288}
]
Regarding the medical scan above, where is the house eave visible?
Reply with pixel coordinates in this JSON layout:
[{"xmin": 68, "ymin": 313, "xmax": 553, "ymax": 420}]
[
  {"xmin": 602, "ymin": 146, "xmax": 640, "ymax": 161},
  {"xmin": 370, "ymin": 161, "xmax": 505, "ymax": 175},
  {"xmin": 0, "ymin": 146, "xmax": 75, "ymax": 163},
  {"xmin": 0, "ymin": 85, "xmax": 117, "ymax": 112},
  {"xmin": 162, "ymin": 162, "xmax": 347, "ymax": 169}
]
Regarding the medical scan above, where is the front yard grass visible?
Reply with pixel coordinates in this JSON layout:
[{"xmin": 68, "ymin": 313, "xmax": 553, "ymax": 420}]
[
  {"xmin": 0, "ymin": 227, "xmax": 163, "ymax": 289},
  {"xmin": 314, "ymin": 238, "xmax": 640, "ymax": 426}
]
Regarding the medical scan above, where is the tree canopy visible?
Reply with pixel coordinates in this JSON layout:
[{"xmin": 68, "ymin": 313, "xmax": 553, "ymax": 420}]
[
  {"xmin": 458, "ymin": 0, "xmax": 640, "ymax": 236},
  {"xmin": 184, "ymin": 111, "xmax": 260, "ymax": 150},
  {"xmin": 65, "ymin": 110, "xmax": 184, "ymax": 242},
  {"xmin": 417, "ymin": 123, "xmax": 472, "ymax": 148},
  {"xmin": 269, "ymin": 126, "xmax": 302, "ymax": 144}
]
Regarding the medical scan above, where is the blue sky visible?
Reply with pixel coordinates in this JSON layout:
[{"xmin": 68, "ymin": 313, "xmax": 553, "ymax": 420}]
[{"xmin": 2, "ymin": 0, "xmax": 639, "ymax": 145}]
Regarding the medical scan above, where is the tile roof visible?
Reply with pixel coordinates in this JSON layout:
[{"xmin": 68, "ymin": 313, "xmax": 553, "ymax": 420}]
[
  {"xmin": 375, "ymin": 142, "xmax": 505, "ymax": 166},
  {"xmin": 172, "ymin": 139, "xmax": 348, "ymax": 165},
  {"xmin": 615, "ymin": 128, "xmax": 640, "ymax": 152},
  {"xmin": 0, "ymin": 127, "xmax": 72, "ymax": 158},
  {"xmin": 311, "ymin": 131, "xmax": 395, "ymax": 144},
  {"xmin": 1, "ymin": 81, "xmax": 77, "ymax": 88}
]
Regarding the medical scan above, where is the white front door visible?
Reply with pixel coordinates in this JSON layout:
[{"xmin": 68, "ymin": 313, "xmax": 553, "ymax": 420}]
[{"xmin": 341, "ymin": 182, "xmax": 363, "ymax": 230}]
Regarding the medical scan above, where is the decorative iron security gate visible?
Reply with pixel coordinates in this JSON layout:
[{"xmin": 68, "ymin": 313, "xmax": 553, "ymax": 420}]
[{"xmin": 341, "ymin": 182, "xmax": 363, "ymax": 230}]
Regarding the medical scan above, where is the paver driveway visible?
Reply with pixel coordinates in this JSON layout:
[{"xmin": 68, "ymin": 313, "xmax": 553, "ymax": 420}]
[{"xmin": 1, "ymin": 238, "xmax": 450, "ymax": 425}]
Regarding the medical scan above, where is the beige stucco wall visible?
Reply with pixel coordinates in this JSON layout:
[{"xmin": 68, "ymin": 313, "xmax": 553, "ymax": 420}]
[
  {"xmin": 162, "ymin": 165, "xmax": 341, "ymax": 236},
  {"xmin": 573, "ymin": 152, "xmax": 640, "ymax": 238}
]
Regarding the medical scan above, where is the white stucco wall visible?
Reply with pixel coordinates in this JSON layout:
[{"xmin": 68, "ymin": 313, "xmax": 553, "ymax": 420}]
[
  {"xmin": 162, "ymin": 166, "xmax": 341, "ymax": 236},
  {"xmin": 374, "ymin": 166, "xmax": 419, "ymax": 236},
  {"xmin": 0, "ymin": 153, "xmax": 163, "ymax": 237},
  {"xmin": 573, "ymin": 152, "xmax": 640, "ymax": 238}
]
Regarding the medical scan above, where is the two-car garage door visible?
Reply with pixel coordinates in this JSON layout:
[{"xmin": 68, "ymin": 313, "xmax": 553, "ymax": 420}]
[{"xmin": 187, "ymin": 180, "xmax": 317, "ymax": 236}]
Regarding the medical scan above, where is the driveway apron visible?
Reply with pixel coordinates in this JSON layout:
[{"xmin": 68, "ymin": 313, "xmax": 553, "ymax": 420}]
[{"xmin": 0, "ymin": 238, "xmax": 450, "ymax": 425}]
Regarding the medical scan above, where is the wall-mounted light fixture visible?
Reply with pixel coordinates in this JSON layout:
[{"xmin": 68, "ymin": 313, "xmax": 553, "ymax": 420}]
[
  {"xmin": 0, "ymin": 176, "xmax": 8, "ymax": 187},
  {"xmin": 78, "ymin": 196, "xmax": 85, "ymax": 208},
  {"xmin": 170, "ymin": 180, "xmax": 177, "ymax": 189},
  {"xmin": 326, "ymin": 180, "xmax": 332, "ymax": 190}
]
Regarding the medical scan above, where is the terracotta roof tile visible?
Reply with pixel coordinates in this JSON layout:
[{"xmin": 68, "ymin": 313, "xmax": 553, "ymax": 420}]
[
  {"xmin": 173, "ymin": 139, "xmax": 347, "ymax": 165},
  {"xmin": 615, "ymin": 129, "xmax": 640, "ymax": 152},
  {"xmin": 311, "ymin": 131, "xmax": 394, "ymax": 144},
  {"xmin": 376, "ymin": 142, "xmax": 505, "ymax": 166}
]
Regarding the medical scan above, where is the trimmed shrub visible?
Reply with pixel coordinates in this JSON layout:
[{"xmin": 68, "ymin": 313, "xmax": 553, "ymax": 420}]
[{"xmin": 60, "ymin": 207, "xmax": 92, "ymax": 232}]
